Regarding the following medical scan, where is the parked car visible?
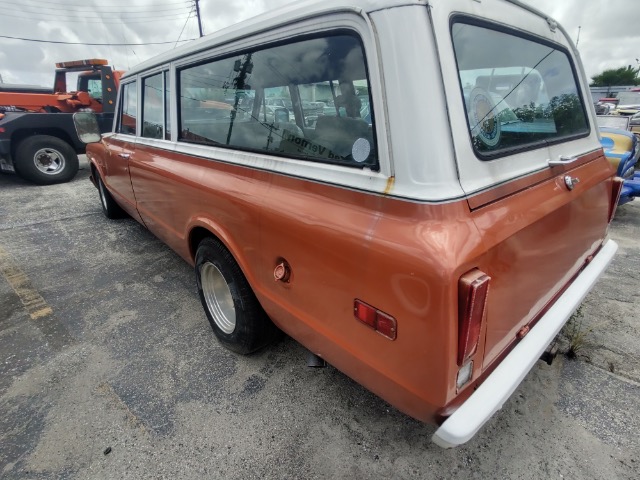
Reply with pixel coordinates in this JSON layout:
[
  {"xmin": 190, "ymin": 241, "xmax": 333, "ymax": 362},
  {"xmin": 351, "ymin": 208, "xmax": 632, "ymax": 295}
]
[
  {"xmin": 76, "ymin": 0, "xmax": 618, "ymax": 448},
  {"xmin": 598, "ymin": 131, "xmax": 639, "ymax": 206},
  {"xmin": 612, "ymin": 91, "xmax": 640, "ymax": 116},
  {"xmin": 630, "ymin": 111, "xmax": 640, "ymax": 137}
]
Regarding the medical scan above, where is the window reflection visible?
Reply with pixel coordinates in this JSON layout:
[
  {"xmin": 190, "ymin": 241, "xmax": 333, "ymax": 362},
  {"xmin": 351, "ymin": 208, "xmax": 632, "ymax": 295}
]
[
  {"xmin": 452, "ymin": 22, "xmax": 588, "ymax": 156},
  {"xmin": 178, "ymin": 33, "xmax": 377, "ymax": 169}
]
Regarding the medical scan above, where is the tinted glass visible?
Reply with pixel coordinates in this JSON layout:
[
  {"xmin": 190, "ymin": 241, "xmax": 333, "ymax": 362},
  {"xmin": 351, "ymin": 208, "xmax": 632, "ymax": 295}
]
[
  {"xmin": 452, "ymin": 22, "xmax": 589, "ymax": 157},
  {"xmin": 179, "ymin": 33, "xmax": 377, "ymax": 169},
  {"xmin": 164, "ymin": 71, "xmax": 171, "ymax": 140},
  {"xmin": 142, "ymin": 73, "xmax": 164, "ymax": 139},
  {"xmin": 118, "ymin": 82, "xmax": 137, "ymax": 135}
]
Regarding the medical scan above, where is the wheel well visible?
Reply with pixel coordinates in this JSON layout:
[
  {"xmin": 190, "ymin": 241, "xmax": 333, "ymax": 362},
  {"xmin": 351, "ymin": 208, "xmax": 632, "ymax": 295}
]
[
  {"xmin": 189, "ymin": 227, "xmax": 217, "ymax": 261},
  {"xmin": 11, "ymin": 129, "xmax": 79, "ymax": 159}
]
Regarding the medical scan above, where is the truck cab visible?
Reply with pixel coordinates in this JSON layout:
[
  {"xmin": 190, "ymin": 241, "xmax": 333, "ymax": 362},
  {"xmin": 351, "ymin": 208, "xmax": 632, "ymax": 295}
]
[{"xmin": 0, "ymin": 59, "xmax": 123, "ymax": 184}]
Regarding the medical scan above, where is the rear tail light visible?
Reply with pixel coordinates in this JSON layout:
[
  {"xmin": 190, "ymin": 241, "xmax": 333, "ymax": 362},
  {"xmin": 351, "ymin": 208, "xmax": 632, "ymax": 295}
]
[
  {"xmin": 457, "ymin": 269, "xmax": 490, "ymax": 366},
  {"xmin": 608, "ymin": 176, "xmax": 624, "ymax": 223}
]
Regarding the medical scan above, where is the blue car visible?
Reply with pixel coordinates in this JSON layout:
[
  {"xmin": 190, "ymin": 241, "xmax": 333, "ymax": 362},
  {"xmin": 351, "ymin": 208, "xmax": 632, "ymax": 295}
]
[{"xmin": 599, "ymin": 126, "xmax": 640, "ymax": 205}]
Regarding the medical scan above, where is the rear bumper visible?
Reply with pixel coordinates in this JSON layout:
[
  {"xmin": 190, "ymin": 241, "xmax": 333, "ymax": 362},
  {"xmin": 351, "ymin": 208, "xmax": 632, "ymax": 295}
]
[
  {"xmin": 0, "ymin": 138, "xmax": 11, "ymax": 156},
  {"xmin": 432, "ymin": 239, "xmax": 618, "ymax": 448},
  {"xmin": 620, "ymin": 172, "xmax": 640, "ymax": 205},
  {"xmin": 0, "ymin": 139, "xmax": 14, "ymax": 172}
]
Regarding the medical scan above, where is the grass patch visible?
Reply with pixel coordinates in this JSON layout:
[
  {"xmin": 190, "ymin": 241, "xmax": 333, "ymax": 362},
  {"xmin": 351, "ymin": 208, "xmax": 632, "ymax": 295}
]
[{"xmin": 562, "ymin": 305, "xmax": 595, "ymax": 360}]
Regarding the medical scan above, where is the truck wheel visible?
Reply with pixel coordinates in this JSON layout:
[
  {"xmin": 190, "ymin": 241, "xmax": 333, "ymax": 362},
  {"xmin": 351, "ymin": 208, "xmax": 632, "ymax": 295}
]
[
  {"xmin": 96, "ymin": 172, "xmax": 125, "ymax": 219},
  {"xmin": 14, "ymin": 135, "xmax": 79, "ymax": 185},
  {"xmin": 195, "ymin": 237, "xmax": 280, "ymax": 354}
]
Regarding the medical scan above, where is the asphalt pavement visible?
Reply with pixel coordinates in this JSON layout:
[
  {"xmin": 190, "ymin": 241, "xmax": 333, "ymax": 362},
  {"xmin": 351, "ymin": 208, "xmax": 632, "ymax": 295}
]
[{"xmin": 1, "ymin": 158, "xmax": 638, "ymax": 479}]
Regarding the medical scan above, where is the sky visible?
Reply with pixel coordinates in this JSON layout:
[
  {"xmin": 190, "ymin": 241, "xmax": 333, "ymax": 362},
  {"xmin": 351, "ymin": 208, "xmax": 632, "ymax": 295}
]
[{"xmin": 0, "ymin": 0, "xmax": 638, "ymax": 87}]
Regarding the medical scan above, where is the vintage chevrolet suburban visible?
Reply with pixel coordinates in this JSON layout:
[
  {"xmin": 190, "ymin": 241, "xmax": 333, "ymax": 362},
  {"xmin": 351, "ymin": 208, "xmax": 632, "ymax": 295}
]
[{"xmin": 78, "ymin": 0, "xmax": 620, "ymax": 447}]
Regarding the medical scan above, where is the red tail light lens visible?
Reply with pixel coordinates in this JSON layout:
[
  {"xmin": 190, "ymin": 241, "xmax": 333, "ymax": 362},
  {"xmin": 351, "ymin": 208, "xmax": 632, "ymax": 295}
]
[
  {"xmin": 457, "ymin": 269, "xmax": 490, "ymax": 366},
  {"xmin": 354, "ymin": 300, "xmax": 397, "ymax": 340},
  {"xmin": 608, "ymin": 176, "xmax": 624, "ymax": 223}
]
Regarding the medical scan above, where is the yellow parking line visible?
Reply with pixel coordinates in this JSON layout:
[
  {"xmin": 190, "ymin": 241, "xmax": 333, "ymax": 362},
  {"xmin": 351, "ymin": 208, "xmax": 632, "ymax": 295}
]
[{"xmin": 0, "ymin": 246, "xmax": 53, "ymax": 319}]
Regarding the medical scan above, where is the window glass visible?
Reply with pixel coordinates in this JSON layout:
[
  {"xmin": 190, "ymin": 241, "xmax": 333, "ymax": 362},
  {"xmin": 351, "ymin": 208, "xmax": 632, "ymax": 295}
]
[
  {"xmin": 179, "ymin": 33, "xmax": 377, "ymax": 169},
  {"xmin": 164, "ymin": 71, "xmax": 171, "ymax": 140},
  {"xmin": 452, "ymin": 21, "xmax": 589, "ymax": 157},
  {"xmin": 142, "ymin": 73, "xmax": 164, "ymax": 139},
  {"xmin": 86, "ymin": 78, "xmax": 102, "ymax": 100},
  {"xmin": 118, "ymin": 81, "xmax": 137, "ymax": 135}
]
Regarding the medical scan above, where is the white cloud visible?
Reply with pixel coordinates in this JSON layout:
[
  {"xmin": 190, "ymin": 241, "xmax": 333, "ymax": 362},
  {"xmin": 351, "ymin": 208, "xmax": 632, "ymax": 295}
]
[
  {"xmin": 0, "ymin": 0, "xmax": 638, "ymax": 86},
  {"xmin": 520, "ymin": 0, "xmax": 640, "ymax": 82}
]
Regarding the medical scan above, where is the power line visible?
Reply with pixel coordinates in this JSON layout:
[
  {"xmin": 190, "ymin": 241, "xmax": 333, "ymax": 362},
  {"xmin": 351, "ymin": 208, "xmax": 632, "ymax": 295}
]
[
  {"xmin": 174, "ymin": 6, "xmax": 195, "ymax": 48},
  {"xmin": 1, "ymin": 3, "xmax": 192, "ymax": 15},
  {"xmin": 0, "ymin": 12, "xmax": 192, "ymax": 24},
  {"xmin": 0, "ymin": 0, "xmax": 190, "ymax": 7},
  {"xmin": 0, "ymin": 34, "xmax": 196, "ymax": 46}
]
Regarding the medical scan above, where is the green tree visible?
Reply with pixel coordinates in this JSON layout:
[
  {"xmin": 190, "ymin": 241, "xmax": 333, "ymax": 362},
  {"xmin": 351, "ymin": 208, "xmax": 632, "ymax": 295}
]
[{"xmin": 590, "ymin": 66, "xmax": 639, "ymax": 87}]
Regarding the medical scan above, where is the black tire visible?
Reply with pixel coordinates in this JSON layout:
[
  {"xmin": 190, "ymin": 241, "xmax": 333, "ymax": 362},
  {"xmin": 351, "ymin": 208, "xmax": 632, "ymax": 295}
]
[
  {"xmin": 95, "ymin": 171, "xmax": 125, "ymax": 219},
  {"xmin": 14, "ymin": 135, "xmax": 79, "ymax": 185},
  {"xmin": 195, "ymin": 237, "xmax": 280, "ymax": 354}
]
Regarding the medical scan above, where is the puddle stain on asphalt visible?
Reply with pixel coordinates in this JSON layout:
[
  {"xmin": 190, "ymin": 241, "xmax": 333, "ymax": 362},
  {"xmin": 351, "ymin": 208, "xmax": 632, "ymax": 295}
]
[
  {"xmin": 0, "ymin": 245, "xmax": 75, "ymax": 351},
  {"xmin": 0, "ymin": 245, "xmax": 52, "ymax": 320}
]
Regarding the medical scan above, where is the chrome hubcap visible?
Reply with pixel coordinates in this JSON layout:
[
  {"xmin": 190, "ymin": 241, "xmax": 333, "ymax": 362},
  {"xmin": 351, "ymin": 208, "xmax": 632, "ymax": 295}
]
[
  {"xmin": 34, "ymin": 147, "xmax": 65, "ymax": 175},
  {"xmin": 200, "ymin": 261, "xmax": 235, "ymax": 334}
]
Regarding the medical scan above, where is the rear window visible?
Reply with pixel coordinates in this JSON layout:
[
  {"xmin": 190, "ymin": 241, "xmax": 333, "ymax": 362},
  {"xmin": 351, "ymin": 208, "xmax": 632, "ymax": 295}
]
[{"xmin": 452, "ymin": 20, "xmax": 589, "ymax": 158}]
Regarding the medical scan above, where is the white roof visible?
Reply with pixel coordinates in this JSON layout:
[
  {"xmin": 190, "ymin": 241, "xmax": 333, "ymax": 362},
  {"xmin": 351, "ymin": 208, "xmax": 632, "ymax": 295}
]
[
  {"xmin": 123, "ymin": 0, "xmax": 555, "ymax": 79},
  {"xmin": 123, "ymin": 0, "xmax": 427, "ymax": 78}
]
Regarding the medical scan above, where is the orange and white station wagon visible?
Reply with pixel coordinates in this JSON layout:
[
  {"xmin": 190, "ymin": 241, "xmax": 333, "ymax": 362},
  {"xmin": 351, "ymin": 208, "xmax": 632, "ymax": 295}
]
[{"xmin": 77, "ymin": 0, "xmax": 621, "ymax": 447}]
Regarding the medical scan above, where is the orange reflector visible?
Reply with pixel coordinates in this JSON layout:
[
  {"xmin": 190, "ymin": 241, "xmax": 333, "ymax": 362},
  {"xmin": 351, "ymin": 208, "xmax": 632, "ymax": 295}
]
[
  {"xmin": 354, "ymin": 300, "xmax": 397, "ymax": 340},
  {"xmin": 458, "ymin": 269, "xmax": 490, "ymax": 366}
]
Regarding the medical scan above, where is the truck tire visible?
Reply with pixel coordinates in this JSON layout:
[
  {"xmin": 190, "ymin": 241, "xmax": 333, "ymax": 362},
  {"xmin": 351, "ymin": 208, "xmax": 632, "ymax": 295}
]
[
  {"xmin": 14, "ymin": 135, "xmax": 79, "ymax": 185},
  {"xmin": 195, "ymin": 237, "xmax": 281, "ymax": 354}
]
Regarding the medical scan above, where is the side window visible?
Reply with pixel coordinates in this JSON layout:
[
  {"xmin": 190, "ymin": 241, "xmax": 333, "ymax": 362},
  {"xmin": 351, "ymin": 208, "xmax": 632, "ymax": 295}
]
[
  {"xmin": 118, "ymin": 81, "xmax": 137, "ymax": 135},
  {"xmin": 142, "ymin": 73, "xmax": 164, "ymax": 139},
  {"xmin": 178, "ymin": 32, "xmax": 377, "ymax": 169},
  {"xmin": 86, "ymin": 78, "xmax": 102, "ymax": 100},
  {"xmin": 164, "ymin": 71, "xmax": 171, "ymax": 140}
]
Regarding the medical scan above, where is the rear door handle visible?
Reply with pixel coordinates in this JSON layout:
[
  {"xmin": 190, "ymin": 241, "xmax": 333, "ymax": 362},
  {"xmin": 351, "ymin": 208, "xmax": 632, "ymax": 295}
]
[
  {"xmin": 118, "ymin": 153, "xmax": 130, "ymax": 159},
  {"xmin": 548, "ymin": 154, "xmax": 579, "ymax": 167}
]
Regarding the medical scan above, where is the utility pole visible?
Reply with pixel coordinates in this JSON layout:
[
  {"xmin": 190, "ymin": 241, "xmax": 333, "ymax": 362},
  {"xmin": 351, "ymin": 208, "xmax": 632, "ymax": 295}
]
[
  {"xmin": 195, "ymin": 0, "xmax": 203, "ymax": 37},
  {"xmin": 576, "ymin": 25, "xmax": 581, "ymax": 48}
]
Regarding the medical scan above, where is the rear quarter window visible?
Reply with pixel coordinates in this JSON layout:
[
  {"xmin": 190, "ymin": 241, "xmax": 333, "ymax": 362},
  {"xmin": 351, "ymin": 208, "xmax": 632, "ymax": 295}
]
[
  {"xmin": 177, "ymin": 32, "xmax": 378, "ymax": 170},
  {"xmin": 452, "ymin": 19, "xmax": 589, "ymax": 158}
]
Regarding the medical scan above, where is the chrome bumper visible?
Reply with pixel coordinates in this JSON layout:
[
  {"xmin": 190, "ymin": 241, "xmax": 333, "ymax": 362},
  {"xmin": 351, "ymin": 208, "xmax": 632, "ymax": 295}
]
[{"xmin": 432, "ymin": 239, "xmax": 618, "ymax": 448}]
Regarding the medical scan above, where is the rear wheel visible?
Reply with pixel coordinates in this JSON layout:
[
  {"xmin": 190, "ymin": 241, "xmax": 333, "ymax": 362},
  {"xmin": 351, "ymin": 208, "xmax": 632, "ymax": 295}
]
[
  {"xmin": 195, "ymin": 237, "xmax": 280, "ymax": 354},
  {"xmin": 14, "ymin": 135, "xmax": 79, "ymax": 185}
]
